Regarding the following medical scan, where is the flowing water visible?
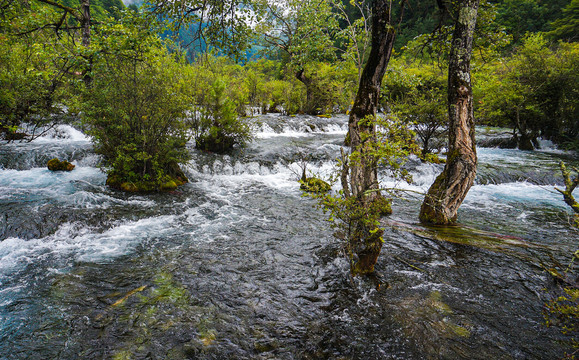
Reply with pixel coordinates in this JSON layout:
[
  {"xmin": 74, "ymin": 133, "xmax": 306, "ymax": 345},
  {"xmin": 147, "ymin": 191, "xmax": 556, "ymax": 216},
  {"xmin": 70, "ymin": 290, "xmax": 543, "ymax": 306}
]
[{"xmin": 0, "ymin": 115, "xmax": 577, "ymax": 359}]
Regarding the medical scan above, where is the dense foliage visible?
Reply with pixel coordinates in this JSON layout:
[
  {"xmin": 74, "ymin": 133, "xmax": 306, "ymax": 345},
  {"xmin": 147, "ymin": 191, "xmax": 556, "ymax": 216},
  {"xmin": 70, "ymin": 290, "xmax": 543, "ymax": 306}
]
[
  {"xmin": 193, "ymin": 77, "xmax": 253, "ymax": 153},
  {"xmin": 78, "ymin": 15, "xmax": 191, "ymax": 191},
  {"xmin": 476, "ymin": 35, "xmax": 579, "ymax": 150}
]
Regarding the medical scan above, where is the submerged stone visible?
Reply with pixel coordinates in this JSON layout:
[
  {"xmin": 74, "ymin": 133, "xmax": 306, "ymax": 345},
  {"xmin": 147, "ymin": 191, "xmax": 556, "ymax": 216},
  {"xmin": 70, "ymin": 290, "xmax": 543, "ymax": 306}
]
[
  {"xmin": 5, "ymin": 132, "xmax": 26, "ymax": 141},
  {"xmin": 47, "ymin": 158, "xmax": 75, "ymax": 171},
  {"xmin": 394, "ymin": 291, "xmax": 472, "ymax": 358}
]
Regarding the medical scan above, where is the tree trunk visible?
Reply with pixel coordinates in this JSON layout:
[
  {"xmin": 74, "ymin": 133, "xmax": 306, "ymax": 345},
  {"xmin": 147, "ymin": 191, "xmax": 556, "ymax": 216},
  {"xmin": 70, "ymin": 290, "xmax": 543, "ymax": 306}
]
[
  {"xmin": 345, "ymin": 0, "xmax": 397, "ymax": 275},
  {"xmin": 295, "ymin": 69, "xmax": 317, "ymax": 115},
  {"xmin": 515, "ymin": 106, "xmax": 534, "ymax": 150},
  {"xmin": 81, "ymin": 0, "xmax": 92, "ymax": 85},
  {"xmin": 419, "ymin": 0, "xmax": 479, "ymax": 225},
  {"xmin": 81, "ymin": 0, "xmax": 90, "ymax": 47}
]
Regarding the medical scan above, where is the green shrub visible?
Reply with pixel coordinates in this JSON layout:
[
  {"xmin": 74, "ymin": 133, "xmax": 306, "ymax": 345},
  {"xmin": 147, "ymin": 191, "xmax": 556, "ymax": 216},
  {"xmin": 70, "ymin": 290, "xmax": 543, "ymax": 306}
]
[
  {"xmin": 0, "ymin": 5, "xmax": 70, "ymax": 140},
  {"xmin": 194, "ymin": 77, "xmax": 253, "ymax": 153},
  {"xmin": 79, "ymin": 15, "xmax": 191, "ymax": 191}
]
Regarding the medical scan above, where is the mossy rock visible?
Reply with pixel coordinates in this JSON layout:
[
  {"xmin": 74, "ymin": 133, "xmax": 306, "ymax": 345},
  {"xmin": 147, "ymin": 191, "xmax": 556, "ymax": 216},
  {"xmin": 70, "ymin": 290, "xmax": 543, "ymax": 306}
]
[
  {"xmin": 427, "ymin": 154, "xmax": 446, "ymax": 164},
  {"xmin": 106, "ymin": 169, "xmax": 188, "ymax": 193},
  {"xmin": 299, "ymin": 177, "xmax": 331, "ymax": 193},
  {"xmin": 47, "ymin": 158, "xmax": 75, "ymax": 171},
  {"xmin": 159, "ymin": 179, "xmax": 178, "ymax": 191},
  {"xmin": 167, "ymin": 161, "xmax": 189, "ymax": 185}
]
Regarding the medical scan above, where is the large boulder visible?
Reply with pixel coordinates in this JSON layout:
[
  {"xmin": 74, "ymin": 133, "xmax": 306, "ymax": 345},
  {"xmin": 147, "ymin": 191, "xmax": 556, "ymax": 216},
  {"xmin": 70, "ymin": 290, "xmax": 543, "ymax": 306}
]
[{"xmin": 47, "ymin": 158, "xmax": 75, "ymax": 171}]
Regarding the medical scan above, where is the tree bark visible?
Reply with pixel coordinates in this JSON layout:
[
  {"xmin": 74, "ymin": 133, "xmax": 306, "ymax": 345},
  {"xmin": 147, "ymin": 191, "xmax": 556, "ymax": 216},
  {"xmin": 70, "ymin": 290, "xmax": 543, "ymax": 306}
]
[
  {"xmin": 419, "ymin": 0, "xmax": 479, "ymax": 225},
  {"xmin": 348, "ymin": 0, "xmax": 395, "ymax": 200},
  {"xmin": 80, "ymin": 0, "xmax": 92, "ymax": 86},
  {"xmin": 295, "ymin": 69, "xmax": 316, "ymax": 115},
  {"xmin": 81, "ymin": 0, "xmax": 90, "ymax": 47},
  {"xmin": 344, "ymin": 0, "xmax": 397, "ymax": 275}
]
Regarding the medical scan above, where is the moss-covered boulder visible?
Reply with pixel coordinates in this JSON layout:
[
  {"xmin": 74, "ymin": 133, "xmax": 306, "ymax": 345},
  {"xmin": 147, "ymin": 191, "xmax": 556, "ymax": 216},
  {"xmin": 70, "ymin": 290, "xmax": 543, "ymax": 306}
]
[
  {"xmin": 47, "ymin": 158, "xmax": 75, "ymax": 171},
  {"xmin": 425, "ymin": 153, "xmax": 446, "ymax": 164},
  {"xmin": 106, "ymin": 164, "xmax": 189, "ymax": 193},
  {"xmin": 299, "ymin": 177, "xmax": 331, "ymax": 193}
]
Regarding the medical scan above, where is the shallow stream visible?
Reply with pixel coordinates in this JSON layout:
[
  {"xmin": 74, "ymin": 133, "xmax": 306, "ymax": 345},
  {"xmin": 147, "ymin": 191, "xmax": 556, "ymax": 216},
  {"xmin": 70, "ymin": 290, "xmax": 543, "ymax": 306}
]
[{"xmin": 0, "ymin": 115, "xmax": 577, "ymax": 359}]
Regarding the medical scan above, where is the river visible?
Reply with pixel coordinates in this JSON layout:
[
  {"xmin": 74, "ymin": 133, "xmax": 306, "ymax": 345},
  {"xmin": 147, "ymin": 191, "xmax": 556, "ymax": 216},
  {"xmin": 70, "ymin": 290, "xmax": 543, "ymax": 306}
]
[{"xmin": 0, "ymin": 114, "xmax": 577, "ymax": 359}]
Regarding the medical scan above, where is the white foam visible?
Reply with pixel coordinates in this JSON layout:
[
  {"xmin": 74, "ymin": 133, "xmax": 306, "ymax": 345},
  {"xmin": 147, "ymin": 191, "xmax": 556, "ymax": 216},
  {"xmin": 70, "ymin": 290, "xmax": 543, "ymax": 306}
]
[
  {"xmin": 0, "ymin": 167, "xmax": 104, "ymax": 193},
  {"xmin": 32, "ymin": 125, "xmax": 90, "ymax": 143},
  {"xmin": 0, "ymin": 216, "xmax": 177, "ymax": 274},
  {"xmin": 0, "ymin": 167, "xmax": 155, "ymax": 209},
  {"xmin": 256, "ymin": 125, "xmax": 313, "ymax": 139},
  {"xmin": 463, "ymin": 182, "xmax": 566, "ymax": 211},
  {"xmin": 318, "ymin": 123, "xmax": 348, "ymax": 134}
]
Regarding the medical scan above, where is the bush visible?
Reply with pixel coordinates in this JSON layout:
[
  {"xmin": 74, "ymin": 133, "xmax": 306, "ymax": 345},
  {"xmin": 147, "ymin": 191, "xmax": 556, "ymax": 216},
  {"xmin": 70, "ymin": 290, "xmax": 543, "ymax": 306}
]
[
  {"xmin": 382, "ymin": 62, "xmax": 447, "ymax": 156},
  {"xmin": 79, "ymin": 15, "xmax": 191, "ymax": 191},
  {"xmin": 193, "ymin": 77, "xmax": 253, "ymax": 153},
  {"xmin": 475, "ymin": 35, "xmax": 579, "ymax": 149}
]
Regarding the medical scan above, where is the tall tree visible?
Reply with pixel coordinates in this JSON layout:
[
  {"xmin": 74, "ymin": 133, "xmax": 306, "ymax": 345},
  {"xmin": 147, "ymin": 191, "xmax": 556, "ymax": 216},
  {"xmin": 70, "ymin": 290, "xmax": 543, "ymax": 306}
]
[
  {"xmin": 340, "ymin": 0, "xmax": 406, "ymax": 274},
  {"xmin": 260, "ymin": 0, "xmax": 338, "ymax": 114},
  {"xmin": 333, "ymin": 0, "xmax": 372, "ymax": 81},
  {"xmin": 419, "ymin": 0, "xmax": 480, "ymax": 225}
]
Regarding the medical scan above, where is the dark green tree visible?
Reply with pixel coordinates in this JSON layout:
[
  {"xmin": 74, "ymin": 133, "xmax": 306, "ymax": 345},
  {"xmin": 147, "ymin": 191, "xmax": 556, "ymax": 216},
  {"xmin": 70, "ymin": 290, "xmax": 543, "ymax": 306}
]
[{"xmin": 547, "ymin": 0, "xmax": 579, "ymax": 42}]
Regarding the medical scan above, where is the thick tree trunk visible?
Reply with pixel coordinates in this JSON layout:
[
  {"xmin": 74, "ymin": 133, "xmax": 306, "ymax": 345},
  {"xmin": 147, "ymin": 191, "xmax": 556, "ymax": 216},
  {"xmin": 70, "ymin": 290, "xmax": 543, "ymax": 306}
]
[
  {"xmin": 345, "ymin": 0, "xmax": 397, "ymax": 275},
  {"xmin": 348, "ymin": 0, "xmax": 395, "ymax": 200},
  {"xmin": 419, "ymin": 0, "xmax": 479, "ymax": 225}
]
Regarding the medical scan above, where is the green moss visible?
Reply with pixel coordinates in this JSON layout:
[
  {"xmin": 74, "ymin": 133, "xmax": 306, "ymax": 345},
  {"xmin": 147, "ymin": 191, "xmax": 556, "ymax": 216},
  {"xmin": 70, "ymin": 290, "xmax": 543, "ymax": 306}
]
[
  {"xmin": 254, "ymin": 339, "xmax": 279, "ymax": 353},
  {"xmin": 120, "ymin": 182, "xmax": 140, "ymax": 192},
  {"xmin": 47, "ymin": 158, "xmax": 75, "ymax": 171},
  {"xmin": 112, "ymin": 350, "xmax": 132, "ymax": 360},
  {"xmin": 344, "ymin": 130, "xmax": 351, "ymax": 146},
  {"xmin": 159, "ymin": 180, "xmax": 177, "ymax": 191},
  {"xmin": 299, "ymin": 177, "xmax": 331, "ymax": 193},
  {"xmin": 371, "ymin": 195, "xmax": 392, "ymax": 216},
  {"xmin": 106, "ymin": 171, "xmax": 187, "ymax": 193},
  {"xmin": 447, "ymin": 323, "xmax": 471, "ymax": 338}
]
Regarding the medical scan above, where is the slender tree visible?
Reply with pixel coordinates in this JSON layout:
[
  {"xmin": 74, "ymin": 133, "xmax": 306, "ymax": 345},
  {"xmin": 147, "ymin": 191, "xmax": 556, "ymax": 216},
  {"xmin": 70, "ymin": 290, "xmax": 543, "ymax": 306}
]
[
  {"xmin": 261, "ymin": 0, "xmax": 338, "ymax": 114},
  {"xmin": 340, "ymin": 0, "xmax": 406, "ymax": 274},
  {"xmin": 419, "ymin": 0, "xmax": 480, "ymax": 225}
]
